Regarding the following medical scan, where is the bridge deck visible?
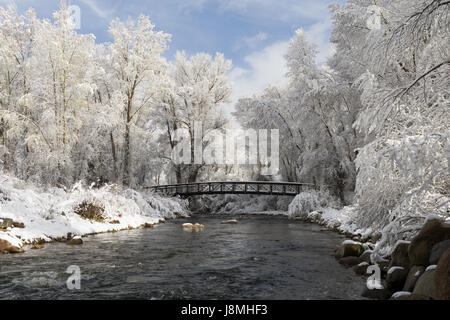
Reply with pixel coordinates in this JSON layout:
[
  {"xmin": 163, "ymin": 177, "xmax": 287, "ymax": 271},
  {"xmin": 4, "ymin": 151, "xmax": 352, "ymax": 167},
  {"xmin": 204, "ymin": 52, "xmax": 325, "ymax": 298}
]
[{"xmin": 147, "ymin": 181, "xmax": 314, "ymax": 197}]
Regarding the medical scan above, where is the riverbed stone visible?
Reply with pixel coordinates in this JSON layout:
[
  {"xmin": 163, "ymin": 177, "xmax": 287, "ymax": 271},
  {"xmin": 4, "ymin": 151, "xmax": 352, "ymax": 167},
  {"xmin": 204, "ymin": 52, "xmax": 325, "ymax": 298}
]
[
  {"xmin": 335, "ymin": 242, "xmax": 362, "ymax": 259},
  {"xmin": 434, "ymin": 248, "xmax": 450, "ymax": 300},
  {"xmin": 67, "ymin": 237, "xmax": 83, "ymax": 245},
  {"xmin": 389, "ymin": 241, "xmax": 410, "ymax": 270},
  {"xmin": 339, "ymin": 256, "xmax": 361, "ymax": 267},
  {"xmin": 403, "ymin": 265, "xmax": 425, "ymax": 292},
  {"xmin": 221, "ymin": 220, "xmax": 238, "ymax": 225},
  {"xmin": 408, "ymin": 219, "xmax": 450, "ymax": 266},
  {"xmin": 429, "ymin": 239, "xmax": 450, "ymax": 265},
  {"xmin": 8, "ymin": 246, "xmax": 24, "ymax": 254},
  {"xmin": 413, "ymin": 269, "xmax": 436, "ymax": 299},
  {"xmin": 361, "ymin": 287, "xmax": 392, "ymax": 300},
  {"xmin": 359, "ymin": 250, "xmax": 373, "ymax": 264},
  {"xmin": 386, "ymin": 267, "xmax": 408, "ymax": 291},
  {"xmin": 353, "ymin": 262, "xmax": 370, "ymax": 275},
  {"xmin": 0, "ymin": 239, "xmax": 12, "ymax": 253},
  {"xmin": 391, "ymin": 293, "xmax": 432, "ymax": 300}
]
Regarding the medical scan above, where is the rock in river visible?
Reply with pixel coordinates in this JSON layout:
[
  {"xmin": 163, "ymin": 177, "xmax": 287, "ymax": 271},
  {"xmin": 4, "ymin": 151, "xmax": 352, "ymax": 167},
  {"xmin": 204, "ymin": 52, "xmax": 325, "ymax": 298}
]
[
  {"xmin": 67, "ymin": 236, "xmax": 83, "ymax": 245},
  {"xmin": 221, "ymin": 220, "xmax": 238, "ymax": 224},
  {"xmin": 335, "ymin": 241, "xmax": 362, "ymax": 259}
]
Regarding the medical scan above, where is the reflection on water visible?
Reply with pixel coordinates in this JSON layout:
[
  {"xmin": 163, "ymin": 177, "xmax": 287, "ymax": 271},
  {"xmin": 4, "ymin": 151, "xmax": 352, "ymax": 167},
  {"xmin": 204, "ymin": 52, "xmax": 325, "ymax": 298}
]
[{"xmin": 0, "ymin": 214, "xmax": 367, "ymax": 300}]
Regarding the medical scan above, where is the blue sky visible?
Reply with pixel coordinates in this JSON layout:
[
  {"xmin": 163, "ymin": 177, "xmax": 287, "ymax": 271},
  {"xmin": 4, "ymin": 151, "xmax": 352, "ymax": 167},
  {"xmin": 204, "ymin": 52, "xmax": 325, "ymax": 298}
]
[{"xmin": 1, "ymin": 0, "xmax": 345, "ymax": 118}]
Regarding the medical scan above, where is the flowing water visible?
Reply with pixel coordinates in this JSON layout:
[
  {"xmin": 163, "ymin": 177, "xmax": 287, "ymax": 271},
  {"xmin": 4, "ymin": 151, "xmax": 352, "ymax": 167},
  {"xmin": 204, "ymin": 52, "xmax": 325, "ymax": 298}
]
[{"xmin": 0, "ymin": 214, "xmax": 367, "ymax": 300}]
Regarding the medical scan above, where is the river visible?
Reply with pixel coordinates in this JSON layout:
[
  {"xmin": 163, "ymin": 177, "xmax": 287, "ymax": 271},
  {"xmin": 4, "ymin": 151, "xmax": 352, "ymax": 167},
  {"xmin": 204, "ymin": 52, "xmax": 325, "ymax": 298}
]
[{"xmin": 0, "ymin": 214, "xmax": 367, "ymax": 300}]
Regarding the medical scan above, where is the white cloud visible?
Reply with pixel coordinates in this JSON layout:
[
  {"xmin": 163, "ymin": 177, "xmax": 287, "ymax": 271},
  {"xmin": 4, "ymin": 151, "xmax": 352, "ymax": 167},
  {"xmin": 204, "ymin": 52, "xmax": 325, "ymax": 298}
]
[
  {"xmin": 224, "ymin": 16, "xmax": 336, "ymax": 126},
  {"xmin": 303, "ymin": 18, "xmax": 334, "ymax": 66},
  {"xmin": 234, "ymin": 32, "xmax": 268, "ymax": 51},
  {"xmin": 223, "ymin": 40, "xmax": 290, "ymax": 126}
]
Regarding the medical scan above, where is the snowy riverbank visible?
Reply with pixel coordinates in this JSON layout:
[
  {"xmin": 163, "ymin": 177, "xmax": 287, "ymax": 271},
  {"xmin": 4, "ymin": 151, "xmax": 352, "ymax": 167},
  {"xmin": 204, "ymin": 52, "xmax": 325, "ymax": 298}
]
[
  {"xmin": 288, "ymin": 190, "xmax": 450, "ymax": 300},
  {"xmin": 0, "ymin": 173, "xmax": 189, "ymax": 251}
]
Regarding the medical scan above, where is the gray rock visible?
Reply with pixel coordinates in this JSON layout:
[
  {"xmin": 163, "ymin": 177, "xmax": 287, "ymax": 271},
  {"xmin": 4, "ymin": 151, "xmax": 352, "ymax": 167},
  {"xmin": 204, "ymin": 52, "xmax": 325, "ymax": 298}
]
[
  {"xmin": 335, "ymin": 242, "xmax": 362, "ymax": 259},
  {"xmin": 391, "ymin": 293, "xmax": 432, "ymax": 300},
  {"xmin": 339, "ymin": 256, "xmax": 361, "ymax": 267},
  {"xmin": 353, "ymin": 262, "xmax": 370, "ymax": 275},
  {"xmin": 435, "ymin": 248, "xmax": 450, "ymax": 300},
  {"xmin": 429, "ymin": 239, "xmax": 450, "ymax": 265},
  {"xmin": 389, "ymin": 241, "xmax": 410, "ymax": 269},
  {"xmin": 408, "ymin": 219, "xmax": 450, "ymax": 266},
  {"xmin": 361, "ymin": 287, "xmax": 392, "ymax": 300},
  {"xmin": 403, "ymin": 265, "xmax": 425, "ymax": 292},
  {"xmin": 359, "ymin": 250, "xmax": 373, "ymax": 264},
  {"xmin": 413, "ymin": 269, "xmax": 436, "ymax": 299},
  {"xmin": 386, "ymin": 267, "xmax": 408, "ymax": 291},
  {"xmin": 66, "ymin": 237, "xmax": 83, "ymax": 245}
]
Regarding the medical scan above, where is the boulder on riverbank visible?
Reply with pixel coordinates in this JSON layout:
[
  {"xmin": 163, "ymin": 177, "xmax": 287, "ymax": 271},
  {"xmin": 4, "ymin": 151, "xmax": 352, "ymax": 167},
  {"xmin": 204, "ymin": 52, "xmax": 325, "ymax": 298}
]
[
  {"xmin": 0, "ymin": 239, "xmax": 25, "ymax": 254},
  {"xmin": 389, "ymin": 241, "xmax": 410, "ymax": 269},
  {"xmin": 0, "ymin": 239, "xmax": 11, "ymax": 252},
  {"xmin": 362, "ymin": 286, "xmax": 392, "ymax": 300},
  {"xmin": 386, "ymin": 267, "xmax": 408, "ymax": 291},
  {"xmin": 403, "ymin": 265, "xmax": 425, "ymax": 292},
  {"xmin": 359, "ymin": 250, "xmax": 373, "ymax": 264},
  {"xmin": 66, "ymin": 237, "xmax": 83, "ymax": 245},
  {"xmin": 335, "ymin": 241, "xmax": 363, "ymax": 259},
  {"xmin": 391, "ymin": 293, "xmax": 432, "ymax": 300},
  {"xmin": 434, "ymin": 248, "xmax": 450, "ymax": 300},
  {"xmin": 408, "ymin": 219, "xmax": 450, "ymax": 266},
  {"xmin": 353, "ymin": 262, "xmax": 370, "ymax": 275},
  {"xmin": 339, "ymin": 256, "xmax": 361, "ymax": 267},
  {"xmin": 429, "ymin": 240, "xmax": 450, "ymax": 265},
  {"xmin": 413, "ymin": 269, "xmax": 436, "ymax": 299}
]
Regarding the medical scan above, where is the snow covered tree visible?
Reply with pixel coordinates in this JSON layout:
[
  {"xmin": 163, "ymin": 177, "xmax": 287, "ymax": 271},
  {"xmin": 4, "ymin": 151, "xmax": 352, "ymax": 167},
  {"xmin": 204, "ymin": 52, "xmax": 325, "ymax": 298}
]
[
  {"xmin": 235, "ymin": 30, "xmax": 358, "ymax": 203},
  {"xmin": 0, "ymin": 6, "xmax": 37, "ymax": 173},
  {"xmin": 156, "ymin": 51, "xmax": 232, "ymax": 183},
  {"xmin": 330, "ymin": 0, "xmax": 449, "ymax": 229},
  {"xmin": 106, "ymin": 15, "xmax": 170, "ymax": 186}
]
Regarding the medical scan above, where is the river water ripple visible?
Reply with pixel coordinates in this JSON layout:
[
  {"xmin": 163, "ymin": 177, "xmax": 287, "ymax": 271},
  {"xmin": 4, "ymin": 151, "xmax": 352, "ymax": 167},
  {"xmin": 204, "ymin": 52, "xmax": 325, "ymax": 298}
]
[{"xmin": 0, "ymin": 214, "xmax": 367, "ymax": 300}]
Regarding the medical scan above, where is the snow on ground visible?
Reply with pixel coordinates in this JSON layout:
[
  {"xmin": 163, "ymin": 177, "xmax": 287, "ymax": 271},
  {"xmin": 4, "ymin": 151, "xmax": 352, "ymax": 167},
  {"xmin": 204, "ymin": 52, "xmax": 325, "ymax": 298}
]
[
  {"xmin": 0, "ymin": 174, "xmax": 189, "ymax": 248},
  {"xmin": 391, "ymin": 292, "xmax": 411, "ymax": 299},
  {"xmin": 288, "ymin": 191, "xmax": 373, "ymax": 237}
]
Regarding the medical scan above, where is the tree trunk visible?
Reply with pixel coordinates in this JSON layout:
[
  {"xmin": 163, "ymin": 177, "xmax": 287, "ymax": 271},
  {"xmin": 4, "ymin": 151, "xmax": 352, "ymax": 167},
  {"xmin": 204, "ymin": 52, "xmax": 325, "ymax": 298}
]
[
  {"xmin": 110, "ymin": 131, "xmax": 118, "ymax": 181},
  {"xmin": 123, "ymin": 123, "xmax": 131, "ymax": 186}
]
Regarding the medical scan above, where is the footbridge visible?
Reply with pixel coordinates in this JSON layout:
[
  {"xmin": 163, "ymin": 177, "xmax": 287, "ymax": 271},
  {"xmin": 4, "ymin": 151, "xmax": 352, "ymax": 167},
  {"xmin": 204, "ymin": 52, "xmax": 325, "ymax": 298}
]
[{"xmin": 147, "ymin": 181, "xmax": 314, "ymax": 197}]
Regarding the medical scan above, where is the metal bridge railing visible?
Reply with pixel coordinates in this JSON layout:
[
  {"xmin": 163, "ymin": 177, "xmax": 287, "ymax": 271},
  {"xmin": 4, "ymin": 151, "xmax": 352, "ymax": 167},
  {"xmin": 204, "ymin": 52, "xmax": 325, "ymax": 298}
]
[{"xmin": 146, "ymin": 181, "xmax": 317, "ymax": 197}]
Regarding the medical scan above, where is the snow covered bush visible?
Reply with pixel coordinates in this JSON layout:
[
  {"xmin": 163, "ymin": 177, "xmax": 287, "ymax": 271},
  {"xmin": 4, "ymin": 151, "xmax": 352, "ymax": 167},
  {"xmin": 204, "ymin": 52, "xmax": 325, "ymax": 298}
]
[
  {"xmin": 198, "ymin": 194, "xmax": 291, "ymax": 215},
  {"xmin": 288, "ymin": 189, "xmax": 339, "ymax": 219},
  {"xmin": 354, "ymin": 133, "xmax": 450, "ymax": 230}
]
